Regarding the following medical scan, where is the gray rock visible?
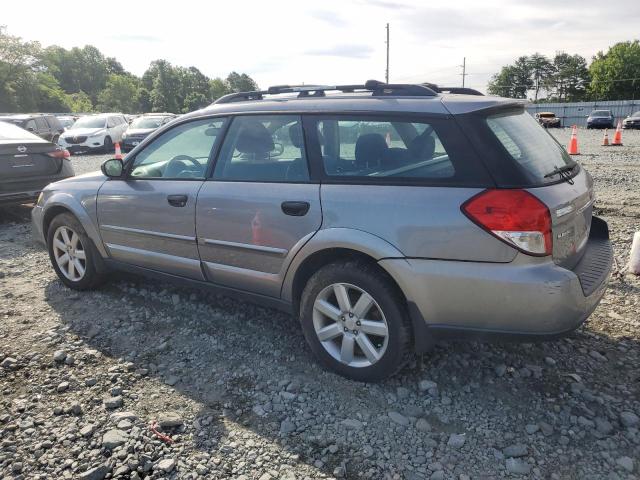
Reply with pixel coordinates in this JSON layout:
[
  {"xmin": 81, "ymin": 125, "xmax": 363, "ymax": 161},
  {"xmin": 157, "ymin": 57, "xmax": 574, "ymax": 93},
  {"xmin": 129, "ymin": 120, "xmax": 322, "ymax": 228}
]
[
  {"xmin": 156, "ymin": 458, "xmax": 176, "ymax": 473},
  {"xmin": 397, "ymin": 387, "xmax": 410, "ymax": 399},
  {"xmin": 56, "ymin": 381, "xmax": 69, "ymax": 393},
  {"xmin": 538, "ymin": 421, "xmax": 554, "ymax": 436},
  {"xmin": 620, "ymin": 411, "xmax": 639, "ymax": 428},
  {"xmin": 341, "ymin": 418, "xmax": 364, "ymax": 430},
  {"xmin": 495, "ymin": 364, "xmax": 507, "ymax": 377},
  {"xmin": 280, "ymin": 419, "xmax": 296, "ymax": 434},
  {"xmin": 103, "ymin": 396, "xmax": 123, "ymax": 409},
  {"xmin": 80, "ymin": 424, "xmax": 97, "ymax": 437},
  {"xmin": 102, "ymin": 429, "xmax": 128, "ymax": 449},
  {"xmin": 419, "ymin": 380, "xmax": 438, "ymax": 392},
  {"xmin": 78, "ymin": 465, "xmax": 110, "ymax": 480},
  {"xmin": 415, "ymin": 418, "xmax": 431, "ymax": 432},
  {"xmin": 447, "ymin": 433, "xmax": 466, "ymax": 449},
  {"xmin": 110, "ymin": 411, "xmax": 138, "ymax": 423},
  {"xmin": 70, "ymin": 401, "xmax": 82, "ymax": 415},
  {"xmin": 64, "ymin": 354, "xmax": 75, "ymax": 365},
  {"xmin": 544, "ymin": 357, "xmax": 556, "ymax": 366},
  {"xmin": 503, "ymin": 444, "xmax": 528, "ymax": 458},
  {"xmin": 53, "ymin": 350, "xmax": 67, "ymax": 363},
  {"xmin": 1, "ymin": 357, "xmax": 17, "ymax": 369},
  {"xmin": 595, "ymin": 418, "xmax": 613, "ymax": 435},
  {"xmin": 506, "ymin": 458, "xmax": 531, "ymax": 475},
  {"xmin": 333, "ymin": 466, "xmax": 346, "ymax": 478},
  {"xmin": 616, "ymin": 456, "xmax": 634, "ymax": 473},
  {"xmin": 157, "ymin": 411, "xmax": 182, "ymax": 428},
  {"xmin": 388, "ymin": 411, "xmax": 409, "ymax": 426},
  {"xmin": 85, "ymin": 378, "xmax": 97, "ymax": 387},
  {"xmin": 430, "ymin": 471, "xmax": 445, "ymax": 480},
  {"xmin": 525, "ymin": 424, "xmax": 539, "ymax": 434}
]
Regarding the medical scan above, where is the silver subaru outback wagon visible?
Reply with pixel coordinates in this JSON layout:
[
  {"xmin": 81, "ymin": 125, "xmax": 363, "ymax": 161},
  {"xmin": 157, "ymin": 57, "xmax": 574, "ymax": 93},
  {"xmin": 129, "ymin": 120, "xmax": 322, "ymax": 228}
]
[{"xmin": 32, "ymin": 80, "xmax": 613, "ymax": 381}]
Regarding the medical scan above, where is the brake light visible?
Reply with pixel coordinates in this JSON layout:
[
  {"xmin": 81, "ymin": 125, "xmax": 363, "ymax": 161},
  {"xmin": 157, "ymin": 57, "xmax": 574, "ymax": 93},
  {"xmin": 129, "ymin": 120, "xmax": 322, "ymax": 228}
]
[
  {"xmin": 462, "ymin": 189, "xmax": 552, "ymax": 256},
  {"xmin": 47, "ymin": 148, "xmax": 70, "ymax": 159}
]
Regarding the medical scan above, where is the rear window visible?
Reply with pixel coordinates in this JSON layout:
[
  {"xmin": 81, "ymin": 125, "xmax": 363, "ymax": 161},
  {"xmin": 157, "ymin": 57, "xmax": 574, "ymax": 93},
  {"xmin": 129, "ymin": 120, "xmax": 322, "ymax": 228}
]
[
  {"xmin": 486, "ymin": 111, "xmax": 576, "ymax": 185},
  {"xmin": 591, "ymin": 110, "xmax": 611, "ymax": 116}
]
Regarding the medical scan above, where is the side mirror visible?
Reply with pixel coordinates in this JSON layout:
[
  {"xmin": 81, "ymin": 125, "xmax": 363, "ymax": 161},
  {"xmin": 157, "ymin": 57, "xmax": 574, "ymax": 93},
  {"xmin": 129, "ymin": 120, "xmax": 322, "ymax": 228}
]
[{"xmin": 101, "ymin": 158, "xmax": 124, "ymax": 178}]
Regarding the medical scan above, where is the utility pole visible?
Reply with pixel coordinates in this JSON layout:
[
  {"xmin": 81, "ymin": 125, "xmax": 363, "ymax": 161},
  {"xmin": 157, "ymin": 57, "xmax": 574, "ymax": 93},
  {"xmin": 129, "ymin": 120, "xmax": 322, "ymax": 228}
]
[
  {"xmin": 385, "ymin": 23, "xmax": 390, "ymax": 83},
  {"xmin": 460, "ymin": 57, "xmax": 467, "ymax": 88}
]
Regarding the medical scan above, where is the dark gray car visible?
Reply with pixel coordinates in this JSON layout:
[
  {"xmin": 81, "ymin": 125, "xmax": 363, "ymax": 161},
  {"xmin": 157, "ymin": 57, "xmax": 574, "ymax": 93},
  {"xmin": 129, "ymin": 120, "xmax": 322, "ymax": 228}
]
[
  {"xmin": 122, "ymin": 114, "xmax": 176, "ymax": 152},
  {"xmin": 0, "ymin": 121, "xmax": 73, "ymax": 205},
  {"xmin": 31, "ymin": 81, "xmax": 613, "ymax": 381}
]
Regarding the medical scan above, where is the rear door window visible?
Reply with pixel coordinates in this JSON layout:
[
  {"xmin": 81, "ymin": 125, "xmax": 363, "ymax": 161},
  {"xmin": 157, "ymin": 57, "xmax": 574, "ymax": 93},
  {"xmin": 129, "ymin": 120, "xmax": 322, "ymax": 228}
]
[
  {"xmin": 34, "ymin": 117, "xmax": 48, "ymax": 131},
  {"xmin": 213, "ymin": 115, "xmax": 309, "ymax": 182},
  {"xmin": 486, "ymin": 111, "xmax": 576, "ymax": 184}
]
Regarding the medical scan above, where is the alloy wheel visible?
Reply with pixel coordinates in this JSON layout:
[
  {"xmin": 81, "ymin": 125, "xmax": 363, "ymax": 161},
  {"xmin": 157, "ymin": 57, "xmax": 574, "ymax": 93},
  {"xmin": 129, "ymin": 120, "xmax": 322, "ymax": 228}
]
[{"xmin": 52, "ymin": 226, "xmax": 86, "ymax": 282}]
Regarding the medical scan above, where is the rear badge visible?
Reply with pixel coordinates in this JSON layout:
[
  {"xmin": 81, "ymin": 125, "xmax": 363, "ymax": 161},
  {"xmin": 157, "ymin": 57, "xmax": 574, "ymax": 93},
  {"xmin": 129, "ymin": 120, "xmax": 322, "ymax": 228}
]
[{"xmin": 16, "ymin": 145, "xmax": 27, "ymax": 153}]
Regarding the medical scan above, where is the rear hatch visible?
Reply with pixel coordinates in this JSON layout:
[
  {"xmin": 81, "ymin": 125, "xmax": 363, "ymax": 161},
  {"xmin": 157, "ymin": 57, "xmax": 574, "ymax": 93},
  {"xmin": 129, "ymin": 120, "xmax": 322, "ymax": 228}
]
[
  {"xmin": 471, "ymin": 108, "xmax": 594, "ymax": 268},
  {"xmin": 0, "ymin": 142, "xmax": 62, "ymax": 181}
]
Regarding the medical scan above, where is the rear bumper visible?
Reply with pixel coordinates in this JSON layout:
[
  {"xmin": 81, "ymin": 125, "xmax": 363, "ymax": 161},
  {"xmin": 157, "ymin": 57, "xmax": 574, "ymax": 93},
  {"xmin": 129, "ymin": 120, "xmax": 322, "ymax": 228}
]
[
  {"xmin": 0, "ymin": 170, "xmax": 74, "ymax": 206},
  {"xmin": 380, "ymin": 217, "xmax": 613, "ymax": 352}
]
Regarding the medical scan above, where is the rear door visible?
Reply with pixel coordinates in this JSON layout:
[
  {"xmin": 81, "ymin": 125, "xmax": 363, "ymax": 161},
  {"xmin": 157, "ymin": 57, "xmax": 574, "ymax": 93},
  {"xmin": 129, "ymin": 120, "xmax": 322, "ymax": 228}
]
[
  {"xmin": 34, "ymin": 116, "xmax": 52, "ymax": 141},
  {"xmin": 97, "ymin": 117, "xmax": 226, "ymax": 279},
  {"xmin": 196, "ymin": 114, "xmax": 321, "ymax": 297}
]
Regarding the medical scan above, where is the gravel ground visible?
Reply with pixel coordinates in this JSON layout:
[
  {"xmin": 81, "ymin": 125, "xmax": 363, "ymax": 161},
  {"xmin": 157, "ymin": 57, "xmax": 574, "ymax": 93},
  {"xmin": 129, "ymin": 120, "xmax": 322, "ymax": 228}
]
[{"xmin": 1, "ymin": 130, "xmax": 639, "ymax": 480}]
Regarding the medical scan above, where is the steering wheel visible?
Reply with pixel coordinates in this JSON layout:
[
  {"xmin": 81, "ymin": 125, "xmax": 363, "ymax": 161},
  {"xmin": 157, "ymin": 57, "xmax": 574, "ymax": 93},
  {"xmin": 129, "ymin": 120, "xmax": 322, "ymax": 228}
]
[{"xmin": 164, "ymin": 155, "xmax": 203, "ymax": 177}]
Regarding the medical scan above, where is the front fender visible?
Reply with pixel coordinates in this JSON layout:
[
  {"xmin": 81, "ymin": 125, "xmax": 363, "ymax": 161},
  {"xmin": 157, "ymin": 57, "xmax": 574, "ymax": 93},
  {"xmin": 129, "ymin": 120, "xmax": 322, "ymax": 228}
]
[
  {"xmin": 42, "ymin": 191, "xmax": 107, "ymax": 257},
  {"xmin": 280, "ymin": 227, "xmax": 405, "ymax": 302}
]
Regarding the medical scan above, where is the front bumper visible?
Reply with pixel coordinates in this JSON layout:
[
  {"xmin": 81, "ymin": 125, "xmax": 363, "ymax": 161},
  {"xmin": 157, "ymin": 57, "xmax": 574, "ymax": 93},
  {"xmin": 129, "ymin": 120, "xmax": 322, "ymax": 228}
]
[
  {"xmin": 122, "ymin": 137, "xmax": 148, "ymax": 150},
  {"xmin": 31, "ymin": 204, "xmax": 46, "ymax": 246},
  {"xmin": 59, "ymin": 136, "xmax": 105, "ymax": 152},
  {"xmin": 623, "ymin": 122, "xmax": 640, "ymax": 129},
  {"xmin": 380, "ymin": 217, "xmax": 613, "ymax": 352}
]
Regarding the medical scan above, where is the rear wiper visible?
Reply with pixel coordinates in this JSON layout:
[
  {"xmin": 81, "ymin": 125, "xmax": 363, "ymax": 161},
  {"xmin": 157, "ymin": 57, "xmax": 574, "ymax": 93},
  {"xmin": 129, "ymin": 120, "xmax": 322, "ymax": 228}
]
[{"xmin": 544, "ymin": 164, "xmax": 576, "ymax": 184}]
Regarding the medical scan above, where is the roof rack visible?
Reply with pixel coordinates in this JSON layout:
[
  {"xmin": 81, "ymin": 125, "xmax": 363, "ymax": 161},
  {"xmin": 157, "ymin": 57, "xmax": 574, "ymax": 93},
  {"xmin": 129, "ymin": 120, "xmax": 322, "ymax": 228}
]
[
  {"xmin": 421, "ymin": 83, "xmax": 484, "ymax": 96},
  {"xmin": 212, "ymin": 79, "xmax": 438, "ymax": 104}
]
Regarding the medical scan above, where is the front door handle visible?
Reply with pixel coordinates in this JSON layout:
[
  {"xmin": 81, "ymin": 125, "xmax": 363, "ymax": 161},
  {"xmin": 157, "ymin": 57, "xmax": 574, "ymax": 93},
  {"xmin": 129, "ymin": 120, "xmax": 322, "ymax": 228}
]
[
  {"xmin": 167, "ymin": 194, "xmax": 188, "ymax": 207},
  {"xmin": 281, "ymin": 201, "xmax": 310, "ymax": 216}
]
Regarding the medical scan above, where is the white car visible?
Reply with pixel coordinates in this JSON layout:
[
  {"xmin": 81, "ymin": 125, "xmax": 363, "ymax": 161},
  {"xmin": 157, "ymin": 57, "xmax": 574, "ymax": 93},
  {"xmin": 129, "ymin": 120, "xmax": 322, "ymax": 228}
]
[{"xmin": 58, "ymin": 114, "xmax": 128, "ymax": 154}]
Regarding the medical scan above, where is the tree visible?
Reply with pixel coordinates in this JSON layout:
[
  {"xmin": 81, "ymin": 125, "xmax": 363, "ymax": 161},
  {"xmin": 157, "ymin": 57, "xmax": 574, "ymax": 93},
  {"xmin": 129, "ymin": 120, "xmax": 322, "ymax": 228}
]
[
  {"xmin": 226, "ymin": 71, "xmax": 258, "ymax": 92},
  {"xmin": 528, "ymin": 53, "xmax": 554, "ymax": 101},
  {"xmin": 0, "ymin": 26, "xmax": 41, "ymax": 111},
  {"xmin": 210, "ymin": 77, "xmax": 231, "ymax": 101},
  {"xmin": 589, "ymin": 41, "xmax": 640, "ymax": 100},
  {"xmin": 487, "ymin": 56, "xmax": 532, "ymax": 99},
  {"xmin": 96, "ymin": 74, "xmax": 140, "ymax": 113},
  {"xmin": 544, "ymin": 52, "xmax": 590, "ymax": 102},
  {"xmin": 65, "ymin": 91, "xmax": 93, "ymax": 112}
]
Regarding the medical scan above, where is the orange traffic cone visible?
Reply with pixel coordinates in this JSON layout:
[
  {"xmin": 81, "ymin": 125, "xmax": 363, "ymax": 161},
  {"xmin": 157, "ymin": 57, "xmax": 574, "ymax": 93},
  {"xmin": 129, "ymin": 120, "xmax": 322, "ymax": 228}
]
[
  {"xmin": 612, "ymin": 120, "xmax": 623, "ymax": 146},
  {"xmin": 602, "ymin": 129, "xmax": 610, "ymax": 146},
  {"xmin": 567, "ymin": 125, "xmax": 580, "ymax": 155},
  {"xmin": 114, "ymin": 142, "xmax": 123, "ymax": 160}
]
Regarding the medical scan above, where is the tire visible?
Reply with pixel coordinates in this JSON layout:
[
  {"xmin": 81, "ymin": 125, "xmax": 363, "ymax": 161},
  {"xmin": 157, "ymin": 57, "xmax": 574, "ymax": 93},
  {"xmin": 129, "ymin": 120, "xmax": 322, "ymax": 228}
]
[
  {"xmin": 47, "ymin": 213, "xmax": 105, "ymax": 290},
  {"xmin": 52, "ymin": 135, "xmax": 59, "ymax": 144},
  {"xmin": 299, "ymin": 261, "xmax": 412, "ymax": 382},
  {"xmin": 102, "ymin": 136, "xmax": 113, "ymax": 154}
]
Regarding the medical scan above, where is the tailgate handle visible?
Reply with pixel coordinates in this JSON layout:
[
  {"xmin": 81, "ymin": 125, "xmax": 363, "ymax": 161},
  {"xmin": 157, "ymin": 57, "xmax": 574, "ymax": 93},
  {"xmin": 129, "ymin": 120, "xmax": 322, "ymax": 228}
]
[
  {"xmin": 167, "ymin": 194, "xmax": 188, "ymax": 207},
  {"xmin": 281, "ymin": 201, "xmax": 310, "ymax": 216}
]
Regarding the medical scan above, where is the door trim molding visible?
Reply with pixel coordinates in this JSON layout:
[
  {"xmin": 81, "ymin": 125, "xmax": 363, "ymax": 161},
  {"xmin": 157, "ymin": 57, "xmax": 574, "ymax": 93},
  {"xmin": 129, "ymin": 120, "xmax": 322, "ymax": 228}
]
[
  {"xmin": 200, "ymin": 237, "xmax": 288, "ymax": 256},
  {"xmin": 101, "ymin": 224, "xmax": 196, "ymax": 242}
]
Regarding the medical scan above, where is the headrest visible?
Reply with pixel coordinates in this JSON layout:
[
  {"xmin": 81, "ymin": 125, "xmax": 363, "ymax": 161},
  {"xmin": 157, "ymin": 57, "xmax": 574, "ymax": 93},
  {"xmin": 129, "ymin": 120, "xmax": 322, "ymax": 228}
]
[
  {"xmin": 355, "ymin": 133, "xmax": 388, "ymax": 168},
  {"xmin": 235, "ymin": 120, "xmax": 274, "ymax": 155},
  {"xmin": 289, "ymin": 123, "xmax": 304, "ymax": 149}
]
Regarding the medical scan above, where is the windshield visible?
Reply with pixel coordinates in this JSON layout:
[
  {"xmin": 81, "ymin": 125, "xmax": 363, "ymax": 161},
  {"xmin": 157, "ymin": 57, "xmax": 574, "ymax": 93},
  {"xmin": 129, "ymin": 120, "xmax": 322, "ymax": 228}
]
[
  {"xmin": 71, "ymin": 117, "xmax": 106, "ymax": 129},
  {"xmin": 591, "ymin": 110, "xmax": 611, "ymax": 117},
  {"xmin": 487, "ymin": 110, "xmax": 576, "ymax": 185},
  {"xmin": 130, "ymin": 117, "xmax": 164, "ymax": 129}
]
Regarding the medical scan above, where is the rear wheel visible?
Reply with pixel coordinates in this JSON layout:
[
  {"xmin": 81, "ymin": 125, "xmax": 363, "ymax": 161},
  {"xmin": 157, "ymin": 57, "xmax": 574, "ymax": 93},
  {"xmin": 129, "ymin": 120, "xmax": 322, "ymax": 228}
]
[
  {"xmin": 299, "ymin": 261, "xmax": 412, "ymax": 382},
  {"xmin": 47, "ymin": 213, "xmax": 105, "ymax": 290},
  {"xmin": 102, "ymin": 136, "xmax": 113, "ymax": 154}
]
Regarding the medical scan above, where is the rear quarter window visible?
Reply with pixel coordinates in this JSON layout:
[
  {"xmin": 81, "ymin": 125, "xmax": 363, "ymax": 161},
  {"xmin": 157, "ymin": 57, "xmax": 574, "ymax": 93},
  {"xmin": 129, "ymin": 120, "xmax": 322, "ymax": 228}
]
[{"xmin": 486, "ymin": 111, "xmax": 576, "ymax": 185}]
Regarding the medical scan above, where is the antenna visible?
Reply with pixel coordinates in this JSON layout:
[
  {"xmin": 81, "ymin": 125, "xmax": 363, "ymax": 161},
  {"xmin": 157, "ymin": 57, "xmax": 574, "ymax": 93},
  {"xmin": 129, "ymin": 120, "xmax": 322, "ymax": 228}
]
[
  {"xmin": 385, "ymin": 23, "xmax": 390, "ymax": 83},
  {"xmin": 460, "ymin": 57, "xmax": 467, "ymax": 88}
]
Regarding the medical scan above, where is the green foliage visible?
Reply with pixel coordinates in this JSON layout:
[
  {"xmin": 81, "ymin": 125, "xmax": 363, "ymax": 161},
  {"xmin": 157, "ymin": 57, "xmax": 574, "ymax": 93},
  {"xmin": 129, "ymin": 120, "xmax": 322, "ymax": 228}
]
[
  {"xmin": 0, "ymin": 26, "xmax": 259, "ymax": 114},
  {"xmin": 589, "ymin": 41, "xmax": 640, "ymax": 100},
  {"xmin": 488, "ymin": 52, "xmax": 591, "ymax": 102}
]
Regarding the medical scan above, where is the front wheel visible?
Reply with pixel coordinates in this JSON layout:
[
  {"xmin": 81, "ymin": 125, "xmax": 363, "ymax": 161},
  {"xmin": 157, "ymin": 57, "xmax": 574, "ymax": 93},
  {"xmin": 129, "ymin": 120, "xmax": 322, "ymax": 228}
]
[
  {"xmin": 102, "ymin": 136, "xmax": 113, "ymax": 154},
  {"xmin": 47, "ymin": 213, "xmax": 105, "ymax": 290},
  {"xmin": 299, "ymin": 261, "xmax": 412, "ymax": 382}
]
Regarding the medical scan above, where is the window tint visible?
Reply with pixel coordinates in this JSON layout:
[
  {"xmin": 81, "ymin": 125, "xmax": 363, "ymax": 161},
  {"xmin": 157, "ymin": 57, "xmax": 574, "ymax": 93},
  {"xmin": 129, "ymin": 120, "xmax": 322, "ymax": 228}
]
[
  {"xmin": 34, "ymin": 117, "xmax": 48, "ymax": 130},
  {"xmin": 130, "ymin": 118, "xmax": 225, "ymax": 179},
  {"xmin": 315, "ymin": 117, "xmax": 453, "ymax": 179},
  {"xmin": 213, "ymin": 115, "xmax": 309, "ymax": 182},
  {"xmin": 486, "ymin": 111, "xmax": 576, "ymax": 184}
]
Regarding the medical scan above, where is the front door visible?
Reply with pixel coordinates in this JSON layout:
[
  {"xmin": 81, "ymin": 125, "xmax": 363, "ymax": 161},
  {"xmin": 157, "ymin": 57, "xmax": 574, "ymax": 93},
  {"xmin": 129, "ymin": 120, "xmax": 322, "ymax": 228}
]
[
  {"xmin": 196, "ymin": 115, "xmax": 321, "ymax": 297},
  {"xmin": 97, "ymin": 117, "xmax": 226, "ymax": 280}
]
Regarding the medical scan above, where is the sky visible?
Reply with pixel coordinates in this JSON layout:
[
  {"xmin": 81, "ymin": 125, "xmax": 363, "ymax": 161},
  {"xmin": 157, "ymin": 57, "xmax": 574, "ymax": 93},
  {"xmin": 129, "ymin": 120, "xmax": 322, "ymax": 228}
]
[{"xmin": 3, "ymin": 0, "xmax": 640, "ymax": 92}]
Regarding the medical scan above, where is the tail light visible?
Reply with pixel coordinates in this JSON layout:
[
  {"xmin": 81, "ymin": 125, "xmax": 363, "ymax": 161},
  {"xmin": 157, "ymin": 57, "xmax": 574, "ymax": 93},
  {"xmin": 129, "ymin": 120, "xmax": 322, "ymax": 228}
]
[
  {"xmin": 47, "ymin": 148, "xmax": 70, "ymax": 159},
  {"xmin": 462, "ymin": 189, "xmax": 552, "ymax": 256}
]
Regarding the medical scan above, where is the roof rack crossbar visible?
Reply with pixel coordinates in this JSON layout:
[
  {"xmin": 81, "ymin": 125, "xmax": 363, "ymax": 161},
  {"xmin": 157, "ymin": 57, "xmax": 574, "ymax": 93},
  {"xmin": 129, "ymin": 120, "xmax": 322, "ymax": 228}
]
[{"xmin": 212, "ymin": 79, "xmax": 438, "ymax": 104}]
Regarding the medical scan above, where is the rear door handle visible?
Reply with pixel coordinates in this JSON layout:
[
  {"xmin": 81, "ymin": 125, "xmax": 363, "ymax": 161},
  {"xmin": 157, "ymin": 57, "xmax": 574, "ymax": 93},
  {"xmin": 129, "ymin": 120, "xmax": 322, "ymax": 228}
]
[
  {"xmin": 167, "ymin": 194, "xmax": 188, "ymax": 207},
  {"xmin": 281, "ymin": 201, "xmax": 310, "ymax": 216}
]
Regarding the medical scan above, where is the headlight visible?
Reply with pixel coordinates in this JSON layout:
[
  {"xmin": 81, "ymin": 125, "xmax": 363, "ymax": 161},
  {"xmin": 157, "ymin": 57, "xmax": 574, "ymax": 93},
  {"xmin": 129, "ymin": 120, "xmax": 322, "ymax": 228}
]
[{"xmin": 89, "ymin": 130, "xmax": 105, "ymax": 138}]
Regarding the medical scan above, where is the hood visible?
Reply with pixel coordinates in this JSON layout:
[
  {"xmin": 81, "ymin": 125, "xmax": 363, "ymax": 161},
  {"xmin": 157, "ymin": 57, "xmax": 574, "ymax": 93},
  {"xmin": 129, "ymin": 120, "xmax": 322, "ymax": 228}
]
[
  {"xmin": 47, "ymin": 170, "xmax": 106, "ymax": 188},
  {"xmin": 125, "ymin": 128, "xmax": 155, "ymax": 136},
  {"xmin": 64, "ymin": 128, "xmax": 105, "ymax": 137}
]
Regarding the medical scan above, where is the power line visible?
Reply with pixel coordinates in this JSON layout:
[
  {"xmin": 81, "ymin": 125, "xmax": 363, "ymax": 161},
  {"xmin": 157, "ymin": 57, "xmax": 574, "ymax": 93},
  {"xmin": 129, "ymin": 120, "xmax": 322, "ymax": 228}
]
[{"xmin": 385, "ymin": 23, "xmax": 390, "ymax": 83}]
